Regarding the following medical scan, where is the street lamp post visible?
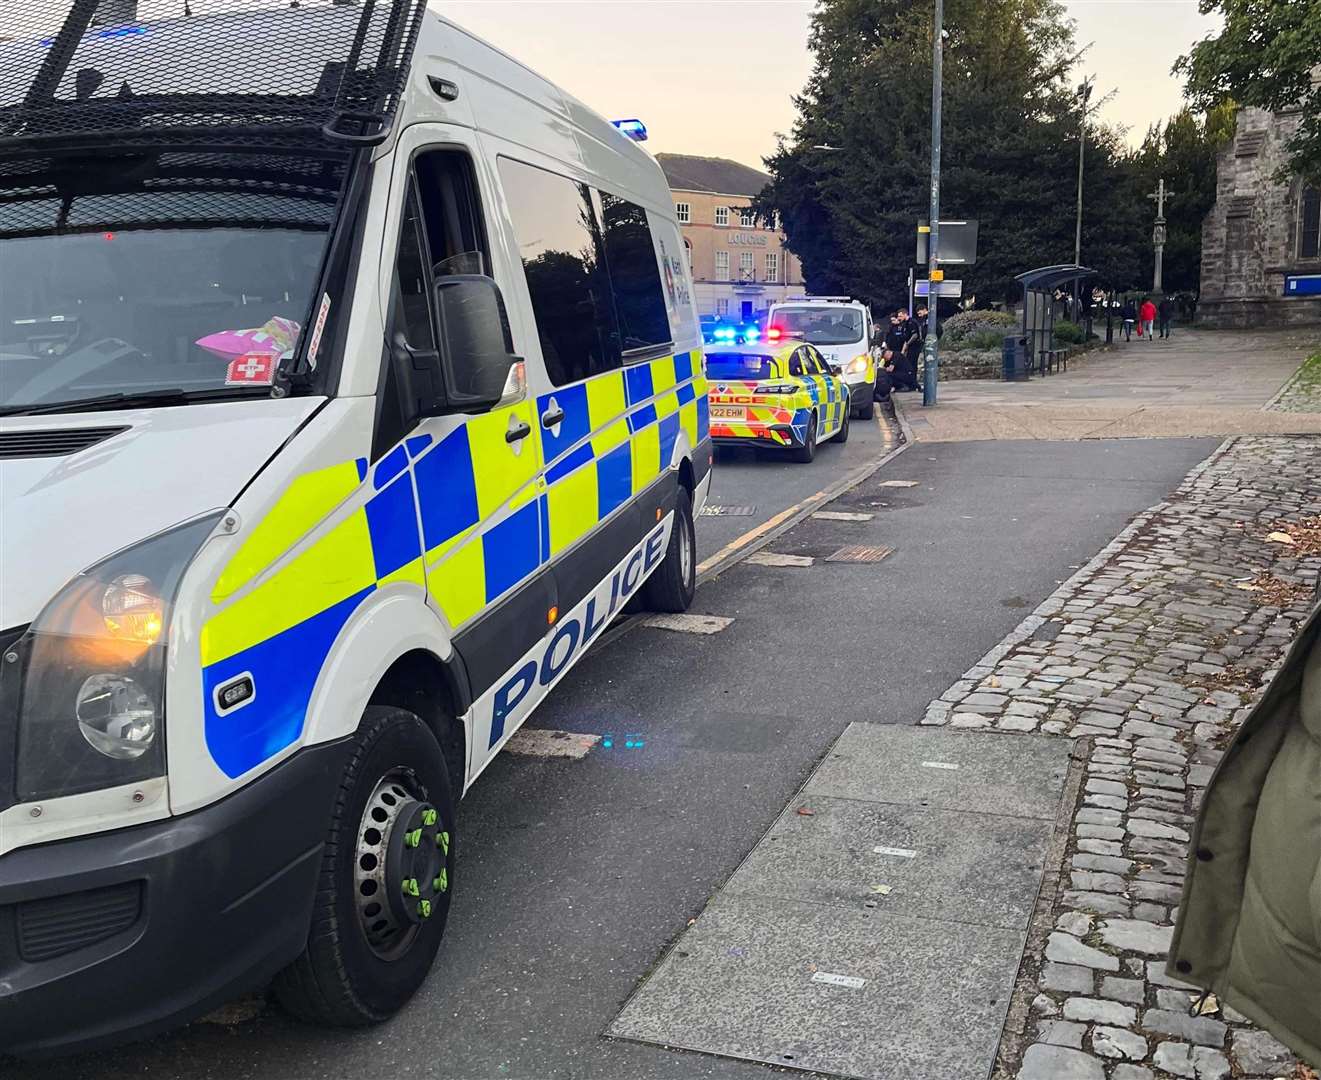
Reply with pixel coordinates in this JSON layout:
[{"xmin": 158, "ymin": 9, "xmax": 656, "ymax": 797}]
[{"xmin": 922, "ymin": 0, "xmax": 943, "ymax": 407}]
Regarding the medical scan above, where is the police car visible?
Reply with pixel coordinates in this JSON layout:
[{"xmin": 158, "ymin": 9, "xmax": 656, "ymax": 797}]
[
  {"xmin": 0, "ymin": 0, "xmax": 709, "ymax": 1054},
  {"xmin": 705, "ymin": 335, "xmax": 850, "ymax": 462},
  {"xmin": 767, "ymin": 296, "xmax": 877, "ymax": 419}
]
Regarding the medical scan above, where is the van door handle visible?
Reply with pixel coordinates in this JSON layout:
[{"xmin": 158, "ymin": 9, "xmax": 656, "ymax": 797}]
[
  {"xmin": 540, "ymin": 406, "xmax": 565, "ymax": 428},
  {"xmin": 505, "ymin": 419, "xmax": 531, "ymax": 443}
]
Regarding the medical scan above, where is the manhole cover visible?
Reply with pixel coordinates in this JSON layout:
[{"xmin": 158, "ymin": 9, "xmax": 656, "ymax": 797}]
[
  {"xmin": 701, "ymin": 505, "xmax": 756, "ymax": 517},
  {"xmin": 825, "ymin": 545, "xmax": 894, "ymax": 564}
]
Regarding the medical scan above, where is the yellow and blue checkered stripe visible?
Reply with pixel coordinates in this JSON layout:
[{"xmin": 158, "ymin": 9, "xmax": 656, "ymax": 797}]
[{"xmin": 199, "ymin": 351, "xmax": 708, "ymax": 778}]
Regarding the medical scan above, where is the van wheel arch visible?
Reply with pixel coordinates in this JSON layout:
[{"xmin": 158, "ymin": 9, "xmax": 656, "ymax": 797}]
[{"xmin": 367, "ymin": 650, "xmax": 468, "ymax": 800}]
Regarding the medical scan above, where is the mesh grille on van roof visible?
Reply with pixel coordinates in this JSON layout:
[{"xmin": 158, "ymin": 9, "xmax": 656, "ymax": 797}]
[{"xmin": 0, "ymin": 0, "xmax": 427, "ymax": 156}]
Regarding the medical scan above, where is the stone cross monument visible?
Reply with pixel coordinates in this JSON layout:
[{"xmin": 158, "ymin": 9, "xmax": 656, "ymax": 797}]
[{"xmin": 1146, "ymin": 178, "xmax": 1172, "ymax": 295}]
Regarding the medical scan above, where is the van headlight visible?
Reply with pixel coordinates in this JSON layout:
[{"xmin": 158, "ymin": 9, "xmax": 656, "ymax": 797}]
[
  {"xmin": 9, "ymin": 514, "xmax": 221, "ymax": 801},
  {"xmin": 845, "ymin": 356, "xmax": 869, "ymax": 375}
]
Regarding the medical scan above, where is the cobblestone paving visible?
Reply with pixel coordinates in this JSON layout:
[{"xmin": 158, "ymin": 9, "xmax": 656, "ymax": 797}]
[
  {"xmin": 921, "ymin": 435, "xmax": 1321, "ymax": 1080},
  {"xmin": 1270, "ymin": 352, "xmax": 1321, "ymax": 414}
]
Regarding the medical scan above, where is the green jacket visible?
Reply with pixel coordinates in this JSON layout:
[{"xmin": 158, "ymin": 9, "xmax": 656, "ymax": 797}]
[{"xmin": 1170, "ymin": 611, "xmax": 1321, "ymax": 1067}]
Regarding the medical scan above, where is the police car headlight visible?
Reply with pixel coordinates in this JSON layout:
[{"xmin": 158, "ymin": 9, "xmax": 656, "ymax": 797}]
[{"xmin": 8, "ymin": 514, "xmax": 221, "ymax": 800}]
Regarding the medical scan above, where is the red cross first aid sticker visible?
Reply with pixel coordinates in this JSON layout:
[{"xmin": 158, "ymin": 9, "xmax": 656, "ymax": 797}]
[{"xmin": 225, "ymin": 352, "xmax": 276, "ymax": 386}]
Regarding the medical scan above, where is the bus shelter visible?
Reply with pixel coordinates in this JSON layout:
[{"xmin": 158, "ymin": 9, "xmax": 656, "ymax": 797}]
[{"xmin": 1014, "ymin": 265, "xmax": 1094, "ymax": 376}]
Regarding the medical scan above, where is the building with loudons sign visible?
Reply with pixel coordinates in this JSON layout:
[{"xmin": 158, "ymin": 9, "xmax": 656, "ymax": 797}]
[{"xmin": 656, "ymin": 153, "xmax": 805, "ymax": 323}]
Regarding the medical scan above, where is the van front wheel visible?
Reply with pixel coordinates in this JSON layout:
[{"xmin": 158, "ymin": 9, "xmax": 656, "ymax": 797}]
[
  {"xmin": 641, "ymin": 485, "xmax": 696, "ymax": 613},
  {"xmin": 274, "ymin": 707, "xmax": 455, "ymax": 1027}
]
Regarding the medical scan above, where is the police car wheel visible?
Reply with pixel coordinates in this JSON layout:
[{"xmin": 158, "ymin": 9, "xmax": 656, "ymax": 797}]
[
  {"xmin": 640, "ymin": 485, "xmax": 696, "ymax": 612},
  {"xmin": 274, "ymin": 707, "xmax": 455, "ymax": 1027},
  {"xmin": 791, "ymin": 416, "xmax": 818, "ymax": 463},
  {"xmin": 833, "ymin": 408, "xmax": 851, "ymax": 444}
]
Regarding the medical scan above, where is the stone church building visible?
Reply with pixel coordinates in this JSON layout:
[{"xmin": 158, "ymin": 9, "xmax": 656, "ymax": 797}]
[{"xmin": 1199, "ymin": 104, "xmax": 1321, "ymax": 327}]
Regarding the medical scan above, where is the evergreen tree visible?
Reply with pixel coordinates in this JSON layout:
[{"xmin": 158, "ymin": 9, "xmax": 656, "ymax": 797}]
[{"xmin": 758, "ymin": 0, "xmax": 1148, "ymax": 309}]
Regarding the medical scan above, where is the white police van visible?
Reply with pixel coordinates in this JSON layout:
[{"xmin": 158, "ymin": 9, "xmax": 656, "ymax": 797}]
[
  {"xmin": 767, "ymin": 296, "xmax": 877, "ymax": 418},
  {"xmin": 0, "ymin": 0, "xmax": 709, "ymax": 1053}
]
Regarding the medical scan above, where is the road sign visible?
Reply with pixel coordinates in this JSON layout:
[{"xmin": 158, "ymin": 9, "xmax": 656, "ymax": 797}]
[
  {"xmin": 916, "ymin": 219, "xmax": 979, "ymax": 265},
  {"xmin": 914, "ymin": 279, "xmax": 963, "ymax": 298},
  {"xmin": 1286, "ymin": 274, "xmax": 1321, "ymax": 296}
]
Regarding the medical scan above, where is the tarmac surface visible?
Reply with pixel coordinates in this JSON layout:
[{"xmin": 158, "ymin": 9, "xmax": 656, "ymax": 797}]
[
  {"xmin": 35, "ymin": 432, "xmax": 1218, "ymax": 1080},
  {"xmin": 895, "ymin": 327, "xmax": 1320, "ymax": 441}
]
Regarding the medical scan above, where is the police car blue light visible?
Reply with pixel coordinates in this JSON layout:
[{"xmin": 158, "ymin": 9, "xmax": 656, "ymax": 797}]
[{"xmin": 611, "ymin": 119, "xmax": 648, "ymax": 142}]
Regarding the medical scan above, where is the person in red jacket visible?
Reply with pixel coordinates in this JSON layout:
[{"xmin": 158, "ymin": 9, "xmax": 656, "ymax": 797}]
[{"xmin": 1139, "ymin": 298, "xmax": 1157, "ymax": 341}]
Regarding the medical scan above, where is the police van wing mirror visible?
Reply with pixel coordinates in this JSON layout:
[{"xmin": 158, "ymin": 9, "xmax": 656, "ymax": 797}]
[{"xmin": 431, "ymin": 275, "xmax": 524, "ymax": 414}]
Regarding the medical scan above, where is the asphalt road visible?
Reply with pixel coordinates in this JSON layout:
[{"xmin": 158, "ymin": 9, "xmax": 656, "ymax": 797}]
[{"xmin": 33, "ymin": 431, "xmax": 1217, "ymax": 1080}]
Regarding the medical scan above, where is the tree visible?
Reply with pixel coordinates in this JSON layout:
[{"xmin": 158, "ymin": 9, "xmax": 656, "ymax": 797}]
[
  {"xmin": 757, "ymin": 0, "xmax": 1148, "ymax": 310},
  {"xmin": 1176, "ymin": 0, "xmax": 1321, "ymax": 183}
]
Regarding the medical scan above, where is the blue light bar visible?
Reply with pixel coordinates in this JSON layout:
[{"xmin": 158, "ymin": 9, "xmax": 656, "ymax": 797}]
[
  {"xmin": 743, "ymin": 326, "xmax": 760, "ymax": 340},
  {"xmin": 98, "ymin": 24, "xmax": 148, "ymax": 38},
  {"xmin": 611, "ymin": 119, "xmax": 648, "ymax": 142},
  {"xmin": 713, "ymin": 326, "xmax": 735, "ymax": 341}
]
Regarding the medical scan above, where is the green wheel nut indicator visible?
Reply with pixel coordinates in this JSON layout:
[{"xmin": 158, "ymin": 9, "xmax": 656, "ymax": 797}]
[
  {"xmin": 403, "ymin": 827, "xmax": 422, "ymax": 848},
  {"xmin": 419, "ymin": 899, "xmax": 432, "ymax": 918},
  {"xmin": 437, "ymin": 830, "xmax": 450, "ymax": 854},
  {"xmin": 421, "ymin": 809, "xmax": 438, "ymax": 826},
  {"xmin": 402, "ymin": 877, "xmax": 419, "ymax": 896},
  {"xmin": 434, "ymin": 869, "xmax": 448, "ymax": 893}
]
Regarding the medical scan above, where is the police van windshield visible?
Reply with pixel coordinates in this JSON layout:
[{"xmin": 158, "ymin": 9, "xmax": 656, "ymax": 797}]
[
  {"xmin": 773, "ymin": 305, "xmax": 864, "ymax": 346},
  {"xmin": 0, "ymin": 152, "xmax": 336, "ymax": 413},
  {"xmin": 705, "ymin": 353, "xmax": 776, "ymax": 380}
]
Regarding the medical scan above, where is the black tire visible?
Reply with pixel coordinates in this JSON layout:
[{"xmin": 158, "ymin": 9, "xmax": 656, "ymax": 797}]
[
  {"xmin": 641, "ymin": 484, "xmax": 696, "ymax": 612},
  {"xmin": 854, "ymin": 388, "xmax": 875, "ymax": 420},
  {"xmin": 274, "ymin": 707, "xmax": 455, "ymax": 1027},
  {"xmin": 791, "ymin": 415, "xmax": 818, "ymax": 463},
  {"xmin": 832, "ymin": 406, "xmax": 851, "ymax": 444}
]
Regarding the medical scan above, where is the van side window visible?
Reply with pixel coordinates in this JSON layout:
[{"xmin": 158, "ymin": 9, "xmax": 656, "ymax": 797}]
[
  {"xmin": 497, "ymin": 157, "xmax": 619, "ymax": 386},
  {"xmin": 598, "ymin": 191, "xmax": 671, "ymax": 355},
  {"xmin": 392, "ymin": 189, "xmax": 437, "ymax": 354}
]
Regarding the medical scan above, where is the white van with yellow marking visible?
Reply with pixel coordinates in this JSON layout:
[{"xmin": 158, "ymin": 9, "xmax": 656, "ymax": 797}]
[
  {"xmin": 0, "ymin": 0, "xmax": 709, "ymax": 1053},
  {"xmin": 767, "ymin": 296, "xmax": 877, "ymax": 419}
]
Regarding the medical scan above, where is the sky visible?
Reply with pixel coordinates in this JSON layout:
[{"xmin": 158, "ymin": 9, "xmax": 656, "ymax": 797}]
[{"xmin": 443, "ymin": 0, "xmax": 1223, "ymax": 171}]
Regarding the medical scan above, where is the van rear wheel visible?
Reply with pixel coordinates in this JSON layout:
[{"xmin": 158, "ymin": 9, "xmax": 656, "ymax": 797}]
[
  {"xmin": 274, "ymin": 707, "xmax": 455, "ymax": 1027},
  {"xmin": 641, "ymin": 485, "xmax": 696, "ymax": 612}
]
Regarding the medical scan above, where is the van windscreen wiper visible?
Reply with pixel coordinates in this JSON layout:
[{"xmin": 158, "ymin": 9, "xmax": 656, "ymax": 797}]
[{"xmin": 0, "ymin": 386, "xmax": 265, "ymax": 418}]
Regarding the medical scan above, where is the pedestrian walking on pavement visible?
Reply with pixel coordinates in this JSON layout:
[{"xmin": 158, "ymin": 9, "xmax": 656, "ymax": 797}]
[
  {"xmin": 1157, "ymin": 295, "xmax": 1174, "ymax": 339},
  {"xmin": 1139, "ymin": 297, "xmax": 1157, "ymax": 341},
  {"xmin": 1121, "ymin": 298, "xmax": 1136, "ymax": 342}
]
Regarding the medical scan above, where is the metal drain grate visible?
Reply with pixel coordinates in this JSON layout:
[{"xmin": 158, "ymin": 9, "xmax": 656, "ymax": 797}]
[
  {"xmin": 825, "ymin": 545, "xmax": 894, "ymax": 564},
  {"xmin": 701, "ymin": 505, "xmax": 756, "ymax": 517}
]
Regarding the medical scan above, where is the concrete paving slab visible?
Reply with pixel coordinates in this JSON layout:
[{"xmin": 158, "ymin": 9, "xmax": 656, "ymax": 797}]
[
  {"xmin": 608, "ymin": 724, "xmax": 1072, "ymax": 1079},
  {"xmin": 608, "ymin": 893, "xmax": 1026, "ymax": 1080},
  {"xmin": 725, "ymin": 795, "xmax": 1053, "ymax": 930},
  {"xmin": 809, "ymin": 724, "xmax": 1070, "ymax": 819}
]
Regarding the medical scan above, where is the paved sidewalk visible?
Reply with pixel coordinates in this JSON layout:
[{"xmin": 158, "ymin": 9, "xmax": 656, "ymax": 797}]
[
  {"xmin": 895, "ymin": 328, "xmax": 1321, "ymax": 441},
  {"xmin": 922, "ymin": 435, "xmax": 1321, "ymax": 1080}
]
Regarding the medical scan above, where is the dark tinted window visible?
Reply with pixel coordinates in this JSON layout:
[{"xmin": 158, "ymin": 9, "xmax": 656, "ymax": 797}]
[
  {"xmin": 705, "ymin": 352, "xmax": 774, "ymax": 380},
  {"xmin": 392, "ymin": 189, "xmax": 435, "ymax": 352},
  {"xmin": 1302, "ymin": 186, "xmax": 1320, "ymax": 260},
  {"xmin": 599, "ymin": 191, "xmax": 671, "ymax": 352},
  {"xmin": 498, "ymin": 158, "xmax": 617, "ymax": 386},
  {"xmin": 787, "ymin": 349, "xmax": 805, "ymax": 377}
]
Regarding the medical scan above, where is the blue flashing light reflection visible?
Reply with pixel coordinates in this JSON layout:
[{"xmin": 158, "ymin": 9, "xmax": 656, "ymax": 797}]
[
  {"xmin": 611, "ymin": 119, "xmax": 648, "ymax": 142},
  {"xmin": 98, "ymin": 24, "xmax": 148, "ymax": 38},
  {"xmin": 744, "ymin": 326, "xmax": 760, "ymax": 340},
  {"xmin": 602, "ymin": 738, "xmax": 613, "ymax": 748}
]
